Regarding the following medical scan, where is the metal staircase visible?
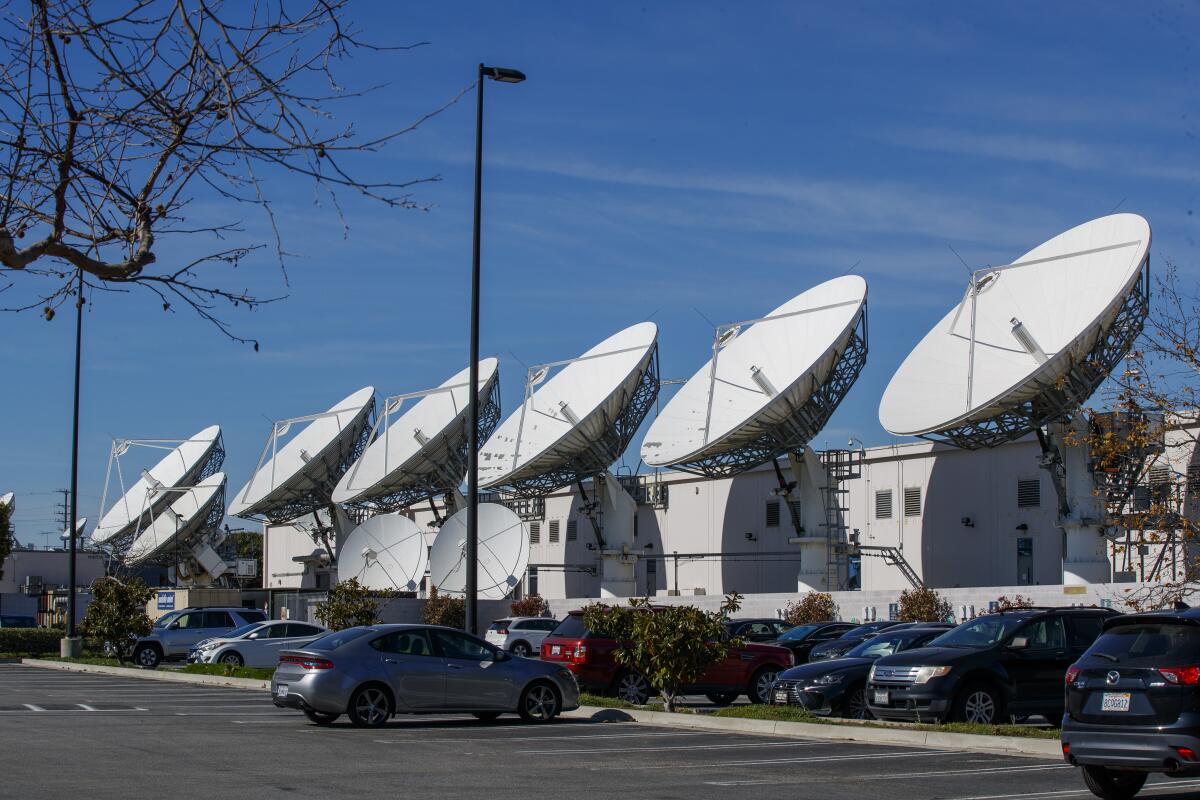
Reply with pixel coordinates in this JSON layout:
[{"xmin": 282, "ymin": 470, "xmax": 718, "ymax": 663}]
[
  {"xmin": 818, "ymin": 449, "xmax": 861, "ymax": 590},
  {"xmin": 856, "ymin": 545, "xmax": 923, "ymax": 589}
]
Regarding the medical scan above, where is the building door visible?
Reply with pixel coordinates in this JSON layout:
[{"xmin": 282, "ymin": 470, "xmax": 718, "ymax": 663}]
[{"xmin": 1017, "ymin": 537, "xmax": 1033, "ymax": 586}]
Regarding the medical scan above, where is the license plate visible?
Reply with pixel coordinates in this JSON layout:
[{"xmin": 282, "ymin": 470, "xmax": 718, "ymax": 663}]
[
  {"xmin": 276, "ymin": 684, "xmax": 288, "ymax": 698},
  {"xmin": 873, "ymin": 689, "xmax": 888, "ymax": 705},
  {"xmin": 550, "ymin": 645, "xmax": 561, "ymax": 655},
  {"xmin": 1101, "ymin": 692, "xmax": 1131, "ymax": 712},
  {"xmin": 773, "ymin": 690, "xmax": 788, "ymax": 704}
]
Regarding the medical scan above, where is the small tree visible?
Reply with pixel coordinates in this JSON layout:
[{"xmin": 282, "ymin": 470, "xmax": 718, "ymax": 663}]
[
  {"xmin": 898, "ymin": 587, "xmax": 953, "ymax": 622},
  {"xmin": 422, "ymin": 585, "xmax": 465, "ymax": 629},
  {"xmin": 510, "ymin": 595, "xmax": 550, "ymax": 618},
  {"xmin": 314, "ymin": 578, "xmax": 380, "ymax": 631},
  {"xmin": 993, "ymin": 594, "xmax": 1034, "ymax": 612},
  {"xmin": 80, "ymin": 576, "xmax": 153, "ymax": 662},
  {"xmin": 0, "ymin": 500, "xmax": 12, "ymax": 580},
  {"xmin": 583, "ymin": 593, "xmax": 743, "ymax": 712},
  {"xmin": 782, "ymin": 592, "xmax": 838, "ymax": 625}
]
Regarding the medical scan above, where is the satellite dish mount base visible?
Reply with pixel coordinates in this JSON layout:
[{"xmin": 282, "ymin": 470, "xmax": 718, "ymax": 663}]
[{"xmin": 1039, "ymin": 417, "xmax": 1112, "ymax": 586}]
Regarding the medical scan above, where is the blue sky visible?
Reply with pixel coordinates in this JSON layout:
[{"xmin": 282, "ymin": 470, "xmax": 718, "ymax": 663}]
[{"xmin": 3, "ymin": 2, "xmax": 1197, "ymax": 544}]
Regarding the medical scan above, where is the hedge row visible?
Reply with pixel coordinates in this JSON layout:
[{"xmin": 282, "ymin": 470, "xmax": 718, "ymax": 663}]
[{"xmin": 0, "ymin": 628, "xmax": 65, "ymax": 655}]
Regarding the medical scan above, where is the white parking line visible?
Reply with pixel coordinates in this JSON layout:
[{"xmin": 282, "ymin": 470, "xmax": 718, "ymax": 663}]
[
  {"xmin": 588, "ymin": 748, "xmax": 967, "ymax": 771},
  {"xmin": 77, "ymin": 704, "xmax": 97, "ymax": 711},
  {"xmin": 373, "ymin": 730, "xmax": 713, "ymax": 744},
  {"xmin": 22, "ymin": 704, "xmax": 43, "ymax": 711},
  {"xmin": 521, "ymin": 740, "xmax": 828, "ymax": 755}
]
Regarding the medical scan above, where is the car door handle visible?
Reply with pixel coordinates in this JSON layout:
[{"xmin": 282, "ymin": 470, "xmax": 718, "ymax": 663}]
[
  {"xmin": 384, "ymin": 658, "xmax": 398, "ymax": 664},
  {"xmin": 447, "ymin": 664, "xmax": 464, "ymax": 670}
]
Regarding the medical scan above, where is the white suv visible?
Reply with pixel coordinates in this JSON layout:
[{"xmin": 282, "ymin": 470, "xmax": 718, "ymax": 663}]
[
  {"xmin": 485, "ymin": 617, "xmax": 559, "ymax": 657},
  {"xmin": 134, "ymin": 607, "xmax": 268, "ymax": 668}
]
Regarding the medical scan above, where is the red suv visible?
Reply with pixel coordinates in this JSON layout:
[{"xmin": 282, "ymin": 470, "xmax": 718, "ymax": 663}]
[{"xmin": 540, "ymin": 610, "xmax": 794, "ymax": 705}]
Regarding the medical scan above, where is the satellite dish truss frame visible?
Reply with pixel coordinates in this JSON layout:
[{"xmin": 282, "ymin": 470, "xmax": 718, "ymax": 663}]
[
  {"xmin": 126, "ymin": 481, "xmax": 229, "ymax": 585},
  {"xmin": 238, "ymin": 404, "xmax": 376, "ymax": 525},
  {"xmin": 669, "ymin": 300, "xmax": 869, "ymax": 479},
  {"xmin": 96, "ymin": 433, "xmax": 225, "ymax": 547},
  {"xmin": 501, "ymin": 342, "xmax": 660, "ymax": 498},
  {"xmin": 922, "ymin": 244, "xmax": 1150, "ymax": 450},
  {"xmin": 339, "ymin": 377, "xmax": 501, "ymax": 515}
]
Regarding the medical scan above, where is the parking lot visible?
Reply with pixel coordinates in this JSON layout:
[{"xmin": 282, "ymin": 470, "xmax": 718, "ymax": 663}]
[{"xmin": 3, "ymin": 664, "xmax": 1200, "ymax": 800}]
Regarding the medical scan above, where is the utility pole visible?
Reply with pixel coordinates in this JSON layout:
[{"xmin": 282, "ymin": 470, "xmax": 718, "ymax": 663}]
[{"xmin": 55, "ymin": 489, "xmax": 71, "ymax": 543}]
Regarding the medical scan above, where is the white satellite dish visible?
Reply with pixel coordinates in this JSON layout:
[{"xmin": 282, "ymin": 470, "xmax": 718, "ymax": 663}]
[
  {"xmin": 332, "ymin": 360, "xmax": 501, "ymax": 511},
  {"xmin": 478, "ymin": 322, "xmax": 659, "ymax": 494},
  {"xmin": 879, "ymin": 213, "xmax": 1151, "ymax": 447},
  {"xmin": 428, "ymin": 503, "xmax": 528, "ymax": 600},
  {"xmin": 642, "ymin": 275, "xmax": 868, "ymax": 475},
  {"xmin": 0, "ymin": 492, "xmax": 13, "ymax": 510},
  {"xmin": 124, "ymin": 473, "xmax": 226, "ymax": 566},
  {"xmin": 230, "ymin": 387, "xmax": 375, "ymax": 522},
  {"xmin": 93, "ymin": 425, "xmax": 224, "ymax": 545},
  {"xmin": 336, "ymin": 513, "xmax": 428, "ymax": 592},
  {"xmin": 60, "ymin": 518, "xmax": 87, "ymax": 541}
]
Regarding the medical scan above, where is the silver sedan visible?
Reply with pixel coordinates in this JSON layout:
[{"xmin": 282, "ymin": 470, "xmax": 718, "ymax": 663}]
[{"xmin": 271, "ymin": 624, "xmax": 580, "ymax": 727}]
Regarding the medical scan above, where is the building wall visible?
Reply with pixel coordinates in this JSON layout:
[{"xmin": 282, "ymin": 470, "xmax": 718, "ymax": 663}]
[{"xmin": 0, "ymin": 548, "xmax": 106, "ymax": 594}]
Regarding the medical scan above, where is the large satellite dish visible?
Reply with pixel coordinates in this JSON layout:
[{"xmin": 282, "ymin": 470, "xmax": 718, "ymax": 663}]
[
  {"xmin": 93, "ymin": 425, "xmax": 224, "ymax": 546},
  {"xmin": 642, "ymin": 276, "xmax": 868, "ymax": 476},
  {"xmin": 124, "ymin": 473, "xmax": 226, "ymax": 566},
  {"xmin": 336, "ymin": 513, "xmax": 428, "ymax": 592},
  {"xmin": 428, "ymin": 503, "xmax": 528, "ymax": 600},
  {"xmin": 0, "ymin": 492, "xmax": 13, "ymax": 509},
  {"xmin": 332, "ymin": 361, "xmax": 501, "ymax": 512},
  {"xmin": 879, "ymin": 213, "xmax": 1151, "ymax": 448},
  {"xmin": 230, "ymin": 387, "xmax": 375, "ymax": 522},
  {"xmin": 478, "ymin": 322, "xmax": 659, "ymax": 495}
]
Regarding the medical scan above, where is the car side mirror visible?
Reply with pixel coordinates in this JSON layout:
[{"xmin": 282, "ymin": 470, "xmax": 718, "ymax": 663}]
[
  {"xmin": 495, "ymin": 650, "xmax": 510, "ymax": 662},
  {"xmin": 167, "ymin": 621, "xmax": 180, "ymax": 630}
]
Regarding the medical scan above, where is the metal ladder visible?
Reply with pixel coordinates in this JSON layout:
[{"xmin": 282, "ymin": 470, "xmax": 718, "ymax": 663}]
[{"xmin": 818, "ymin": 449, "xmax": 861, "ymax": 590}]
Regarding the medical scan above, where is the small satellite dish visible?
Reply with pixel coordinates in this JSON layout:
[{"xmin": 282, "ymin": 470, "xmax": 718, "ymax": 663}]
[
  {"xmin": 93, "ymin": 425, "xmax": 224, "ymax": 545},
  {"xmin": 428, "ymin": 503, "xmax": 528, "ymax": 600},
  {"xmin": 230, "ymin": 387, "xmax": 375, "ymax": 522},
  {"xmin": 642, "ymin": 276, "xmax": 868, "ymax": 476},
  {"xmin": 60, "ymin": 518, "xmax": 87, "ymax": 541},
  {"xmin": 332, "ymin": 360, "xmax": 500, "ymax": 512},
  {"xmin": 0, "ymin": 492, "xmax": 13, "ymax": 510},
  {"xmin": 336, "ymin": 513, "xmax": 427, "ymax": 592},
  {"xmin": 124, "ymin": 473, "xmax": 226, "ymax": 566},
  {"xmin": 879, "ymin": 214, "xmax": 1151, "ymax": 447},
  {"xmin": 478, "ymin": 322, "xmax": 659, "ymax": 494}
]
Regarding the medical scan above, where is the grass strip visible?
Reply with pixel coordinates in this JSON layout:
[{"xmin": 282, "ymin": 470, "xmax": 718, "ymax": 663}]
[
  {"xmin": 180, "ymin": 663, "xmax": 275, "ymax": 681},
  {"xmin": 710, "ymin": 703, "xmax": 1060, "ymax": 739}
]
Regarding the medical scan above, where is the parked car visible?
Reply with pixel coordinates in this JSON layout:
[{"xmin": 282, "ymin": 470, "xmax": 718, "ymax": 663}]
[
  {"xmin": 485, "ymin": 617, "xmax": 559, "ymax": 656},
  {"xmin": 771, "ymin": 625, "xmax": 952, "ymax": 718},
  {"xmin": 189, "ymin": 620, "xmax": 328, "ymax": 667},
  {"xmin": 867, "ymin": 606, "xmax": 1117, "ymax": 724},
  {"xmin": 1062, "ymin": 607, "xmax": 1200, "ymax": 799},
  {"xmin": 133, "ymin": 606, "xmax": 268, "ymax": 668},
  {"xmin": 724, "ymin": 618, "xmax": 794, "ymax": 642},
  {"xmin": 540, "ymin": 610, "xmax": 793, "ymax": 705},
  {"xmin": 770, "ymin": 621, "xmax": 856, "ymax": 664},
  {"xmin": 808, "ymin": 620, "xmax": 919, "ymax": 661},
  {"xmin": 272, "ymin": 624, "xmax": 579, "ymax": 727}
]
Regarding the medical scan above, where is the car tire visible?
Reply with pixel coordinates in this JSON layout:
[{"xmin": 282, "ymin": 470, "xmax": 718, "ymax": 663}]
[
  {"xmin": 346, "ymin": 684, "xmax": 393, "ymax": 728},
  {"xmin": 748, "ymin": 667, "xmax": 780, "ymax": 705},
  {"xmin": 303, "ymin": 709, "xmax": 339, "ymax": 726},
  {"xmin": 842, "ymin": 684, "xmax": 870, "ymax": 720},
  {"xmin": 613, "ymin": 671, "xmax": 650, "ymax": 705},
  {"xmin": 518, "ymin": 682, "xmax": 560, "ymax": 723},
  {"xmin": 219, "ymin": 651, "xmax": 244, "ymax": 667},
  {"xmin": 1080, "ymin": 765, "xmax": 1147, "ymax": 800},
  {"xmin": 472, "ymin": 711, "xmax": 503, "ymax": 721},
  {"xmin": 510, "ymin": 641, "xmax": 532, "ymax": 657},
  {"xmin": 705, "ymin": 692, "xmax": 739, "ymax": 706},
  {"xmin": 952, "ymin": 682, "xmax": 1004, "ymax": 725},
  {"xmin": 133, "ymin": 644, "xmax": 162, "ymax": 670}
]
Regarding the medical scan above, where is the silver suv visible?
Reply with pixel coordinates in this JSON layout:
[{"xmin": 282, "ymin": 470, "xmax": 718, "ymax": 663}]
[{"xmin": 134, "ymin": 607, "xmax": 268, "ymax": 668}]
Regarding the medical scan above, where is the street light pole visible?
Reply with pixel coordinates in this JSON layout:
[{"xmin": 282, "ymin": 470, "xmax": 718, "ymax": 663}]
[
  {"xmin": 62, "ymin": 268, "xmax": 84, "ymax": 657},
  {"xmin": 465, "ymin": 63, "xmax": 524, "ymax": 635}
]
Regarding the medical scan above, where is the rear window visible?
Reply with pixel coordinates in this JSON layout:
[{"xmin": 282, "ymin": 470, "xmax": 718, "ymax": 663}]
[
  {"xmin": 306, "ymin": 628, "xmax": 373, "ymax": 651},
  {"xmin": 488, "ymin": 620, "xmax": 512, "ymax": 631},
  {"xmin": 1086, "ymin": 624, "xmax": 1200, "ymax": 666},
  {"xmin": 549, "ymin": 615, "xmax": 589, "ymax": 639},
  {"xmin": 239, "ymin": 610, "xmax": 268, "ymax": 623}
]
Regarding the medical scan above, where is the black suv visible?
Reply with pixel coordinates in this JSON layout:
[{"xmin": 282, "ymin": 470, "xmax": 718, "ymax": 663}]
[
  {"xmin": 867, "ymin": 607, "xmax": 1116, "ymax": 724},
  {"xmin": 1062, "ymin": 607, "xmax": 1200, "ymax": 799}
]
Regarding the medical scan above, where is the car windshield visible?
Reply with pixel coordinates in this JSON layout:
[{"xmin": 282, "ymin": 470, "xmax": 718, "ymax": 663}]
[
  {"xmin": 930, "ymin": 616, "xmax": 1028, "ymax": 649},
  {"xmin": 1085, "ymin": 623, "xmax": 1200, "ymax": 666},
  {"xmin": 549, "ymin": 615, "xmax": 589, "ymax": 638},
  {"xmin": 488, "ymin": 620, "xmax": 511, "ymax": 631},
  {"xmin": 228, "ymin": 622, "xmax": 267, "ymax": 639},
  {"xmin": 305, "ymin": 628, "xmax": 373, "ymax": 651},
  {"xmin": 841, "ymin": 622, "xmax": 890, "ymax": 639},
  {"xmin": 846, "ymin": 633, "xmax": 910, "ymax": 659},
  {"xmin": 154, "ymin": 610, "xmax": 183, "ymax": 628},
  {"xmin": 778, "ymin": 623, "xmax": 823, "ymax": 641}
]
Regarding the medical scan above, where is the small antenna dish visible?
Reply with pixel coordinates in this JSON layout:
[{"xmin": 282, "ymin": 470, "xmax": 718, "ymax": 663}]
[
  {"xmin": 428, "ymin": 503, "xmax": 528, "ymax": 599},
  {"xmin": 0, "ymin": 492, "xmax": 13, "ymax": 511},
  {"xmin": 336, "ymin": 513, "xmax": 428, "ymax": 592}
]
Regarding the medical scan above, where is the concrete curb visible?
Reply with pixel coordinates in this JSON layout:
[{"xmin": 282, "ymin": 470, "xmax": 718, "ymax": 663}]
[
  {"xmin": 561, "ymin": 705, "xmax": 1062, "ymax": 759},
  {"xmin": 20, "ymin": 659, "xmax": 270, "ymax": 691}
]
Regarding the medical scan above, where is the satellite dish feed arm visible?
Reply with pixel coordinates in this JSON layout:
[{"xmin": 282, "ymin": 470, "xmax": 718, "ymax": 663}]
[{"xmin": 576, "ymin": 479, "xmax": 606, "ymax": 548}]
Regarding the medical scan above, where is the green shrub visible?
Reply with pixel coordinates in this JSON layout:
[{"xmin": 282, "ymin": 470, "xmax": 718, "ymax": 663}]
[
  {"xmin": 423, "ymin": 585, "xmax": 465, "ymax": 629},
  {"xmin": 80, "ymin": 576, "xmax": 154, "ymax": 662},
  {"xmin": 783, "ymin": 592, "xmax": 839, "ymax": 625},
  {"xmin": 314, "ymin": 578, "xmax": 380, "ymax": 630},
  {"xmin": 898, "ymin": 586, "xmax": 953, "ymax": 622},
  {"xmin": 510, "ymin": 595, "xmax": 550, "ymax": 618},
  {"xmin": 0, "ymin": 628, "xmax": 63, "ymax": 655}
]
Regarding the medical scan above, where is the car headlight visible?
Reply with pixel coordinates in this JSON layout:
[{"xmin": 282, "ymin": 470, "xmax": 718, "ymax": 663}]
[
  {"xmin": 868, "ymin": 665, "xmax": 876, "ymax": 682},
  {"xmin": 912, "ymin": 666, "xmax": 952, "ymax": 684},
  {"xmin": 812, "ymin": 673, "xmax": 844, "ymax": 686}
]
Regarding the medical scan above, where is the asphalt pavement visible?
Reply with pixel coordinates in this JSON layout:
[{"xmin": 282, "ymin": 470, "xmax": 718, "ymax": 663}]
[{"xmin": 3, "ymin": 663, "xmax": 1200, "ymax": 800}]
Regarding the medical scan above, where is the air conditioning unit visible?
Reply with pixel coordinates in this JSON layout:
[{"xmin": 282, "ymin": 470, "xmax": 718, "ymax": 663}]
[{"xmin": 21, "ymin": 575, "xmax": 43, "ymax": 596}]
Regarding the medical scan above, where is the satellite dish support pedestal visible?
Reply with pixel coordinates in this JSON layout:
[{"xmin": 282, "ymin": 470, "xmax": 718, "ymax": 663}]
[
  {"xmin": 1040, "ymin": 418, "xmax": 1112, "ymax": 586},
  {"xmin": 577, "ymin": 472, "xmax": 639, "ymax": 598}
]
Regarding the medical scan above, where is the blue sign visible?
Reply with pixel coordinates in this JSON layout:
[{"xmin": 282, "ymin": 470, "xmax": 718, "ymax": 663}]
[{"xmin": 156, "ymin": 592, "xmax": 175, "ymax": 611}]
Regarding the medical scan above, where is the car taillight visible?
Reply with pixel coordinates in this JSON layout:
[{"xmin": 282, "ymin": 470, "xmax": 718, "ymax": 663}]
[
  {"xmin": 281, "ymin": 655, "xmax": 333, "ymax": 670},
  {"xmin": 1159, "ymin": 666, "xmax": 1200, "ymax": 685},
  {"xmin": 573, "ymin": 643, "xmax": 587, "ymax": 663},
  {"xmin": 495, "ymin": 628, "xmax": 508, "ymax": 635},
  {"xmin": 1176, "ymin": 747, "xmax": 1198, "ymax": 762},
  {"xmin": 1065, "ymin": 665, "xmax": 1081, "ymax": 685}
]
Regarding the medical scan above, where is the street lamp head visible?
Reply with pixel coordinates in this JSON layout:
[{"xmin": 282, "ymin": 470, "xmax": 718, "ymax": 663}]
[{"xmin": 482, "ymin": 65, "xmax": 526, "ymax": 84}]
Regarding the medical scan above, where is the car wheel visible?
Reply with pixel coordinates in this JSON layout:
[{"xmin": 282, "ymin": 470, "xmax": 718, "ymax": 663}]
[
  {"xmin": 219, "ymin": 652, "xmax": 244, "ymax": 667},
  {"xmin": 748, "ymin": 667, "xmax": 779, "ymax": 705},
  {"xmin": 133, "ymin": 644, "xmax": 161, "ymax": 670},
  {"xmin": 472, "ymin": 711, "xmax": 503, "ymax": 721},
  {"xmin": 705, "ymin": 692, "xmax": 739, "ymax": 706},
  {"xmin": 842, "ymin": 684, "xmax": 870, "ymax": 720},
  {"xmin": 518, "ymin": 682, "xmax": 560, "ymax": 723},
  {"xmin": 1038, "ymin": 709, "xmax": 1063, "ymax": 726},
  {"xmin": 614, "ymin": 671, "xmax": 650, "ymax": 705},
  {"xmin": 1080, "ymin": 765, "xmax": 1147, "ymax": 800},
  {"xmin": 510, "ymin": 641, "xmax": 532, "ymax": 657},
  {"xmin": 953, "ymin": 682, "xmax": 1004, "ymax": 725},
  {"xmin": 303, "ymin": 709, "xmax": 339, "ymax": 726},
  {"xmin": 346, "ymin": 684, "xmax": 393, "ymax": 728}
]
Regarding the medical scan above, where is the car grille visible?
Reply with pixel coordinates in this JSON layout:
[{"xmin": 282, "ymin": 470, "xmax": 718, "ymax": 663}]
[
  {"xmin": 771, "ymin": 680, "xmax": 804, "ymax": 704},
  {"xmin": 871, "ymin": 666, "xmax": 920, "ymax": 685}
]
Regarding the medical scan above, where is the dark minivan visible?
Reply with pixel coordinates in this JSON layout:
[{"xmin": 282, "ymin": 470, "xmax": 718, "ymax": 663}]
[
  {"xmin": 867, "ymin": 607, "xmax": 1116, "ymax": 724},
  {"xmin": 1062, "ymin": 607, "xmax": 1200, "ymax": 799}
]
